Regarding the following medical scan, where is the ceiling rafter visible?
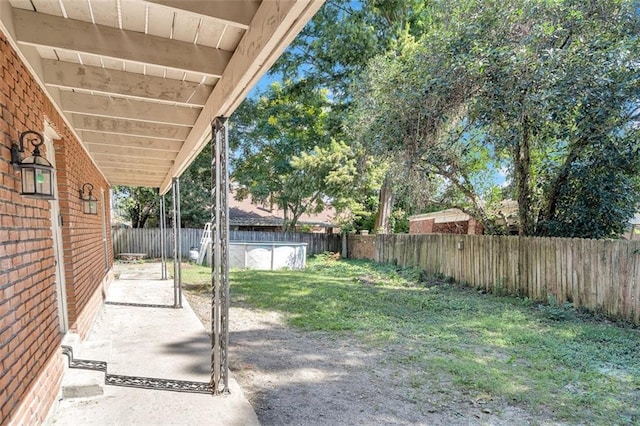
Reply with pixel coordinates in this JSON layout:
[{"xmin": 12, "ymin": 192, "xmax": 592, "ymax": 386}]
[
  {"xmin": 144, "ymin": 0, "xmax": 259, "ymax": 29},
  {"xmin": 72, "ymin": 114, "xmax": 191, "ymax": 140},
  {"xmin": 80, "ymin": 131, "xmax": 183, "ymax": 152},
  {"xmin": 59, "ymin": 91, "xmax": 200, "ymax": 126},
  {"xmin": 41, "ymin": 60, "xmax": 213, "ymax": 107},
  {"xmin": 14, "ymin": 8, "xmax": 232, "ymax": 76}
]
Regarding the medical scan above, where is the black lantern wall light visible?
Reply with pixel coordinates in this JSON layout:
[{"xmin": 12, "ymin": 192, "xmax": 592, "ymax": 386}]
[
  {"xmin": 79, "ymin": 183, "xmax": 98, "ymax": 215},
  {"xmin": 10, "ymin": 130, "xmax": 55, "ymax": 199}
]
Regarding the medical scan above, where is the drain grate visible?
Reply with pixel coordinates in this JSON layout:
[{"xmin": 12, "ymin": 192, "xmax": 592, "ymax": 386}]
[
  {"xmin": 106, "ymin": 374, "xmax": 211, "ymax": 394},
  {"xmin": 62, "ymin": 345, "xmax": 211, "ymax": 394},
  {"xmin": 105, "ymin": 301, "xmax": 175, "ymax": 309}
]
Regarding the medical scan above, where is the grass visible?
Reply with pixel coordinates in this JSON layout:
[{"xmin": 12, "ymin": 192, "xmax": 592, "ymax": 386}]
[{"xmin": 180, "ymin": 256, "xmax": 640, "ymax": 425}]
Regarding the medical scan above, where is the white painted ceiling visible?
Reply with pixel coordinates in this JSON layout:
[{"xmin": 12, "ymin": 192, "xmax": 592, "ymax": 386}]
[{"xmin": 1, "ymin": 0, "xmax": 324, "ymax": 193}]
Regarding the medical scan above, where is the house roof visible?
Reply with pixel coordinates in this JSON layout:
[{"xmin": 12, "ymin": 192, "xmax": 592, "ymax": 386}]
[
  {"xmin": 0, "ymin": 0, "xmax": 324, "ymax": 194},
  {"xmin": 230, "ymin": 192, "xmax": 337, "ymax": 228},
  {"xmin": 409, "ymin": 208, "xmax": 471, "ymax": 224},
  {"xmin": 409, "ymin": 201, "xmax": 520, "ymax": 224}
]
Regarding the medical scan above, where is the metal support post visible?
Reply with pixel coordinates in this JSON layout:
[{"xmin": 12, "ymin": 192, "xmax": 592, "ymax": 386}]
[
  {"xmin": 172, "ymin": 178, "xmax": 183, "ymax": 308},
  {"xmin": 176, "ymin": 178, "xmax": 183, "ymax": 308},
  {"xmin": 210, "ymin": 116, "xmax": 230, "ymax": 395},
  {"xmin": 160, "ymin": 195, "xmax": 168, "ymax": 280}
]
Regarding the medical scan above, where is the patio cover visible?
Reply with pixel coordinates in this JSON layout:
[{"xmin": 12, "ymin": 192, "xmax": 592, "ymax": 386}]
[{"xmin": 0, "ymin": 0, "xmax": 324, "ymax": 194}]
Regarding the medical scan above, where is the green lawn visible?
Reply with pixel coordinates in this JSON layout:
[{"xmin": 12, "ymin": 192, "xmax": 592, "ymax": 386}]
[{"xmin": 180, "ymin": 256, "xmax": 640, "ymax": 424}]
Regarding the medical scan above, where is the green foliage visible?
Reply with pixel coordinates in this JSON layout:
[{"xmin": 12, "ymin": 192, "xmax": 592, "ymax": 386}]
[
  {"xmin": 230, "ymin": 82, "xmax": 358, "ymax": 231},
  {"xmin": 539, "ymin": 295, "xmax": 575, "ymax": 321},
  {"xmin": 178, "ymin": 143, "xmax": 211, "ymax": 228},
  {"xmin": 350, "ymin": 0, "xmax": 640, "ymax": 237},
  {"xmin": 112, "ymin": 186, "xmax": 159, "ymax": 228},
  {"xmin": 269, "ymin": 0, "xmax": 440, "ymax": 231},
  {"xmin": 183, "ymin": 257, "xmax": 640, "ymax": 423},
  {"xmin": 273, "ymin": 0, "xmax": 431, "ymax": 101}
]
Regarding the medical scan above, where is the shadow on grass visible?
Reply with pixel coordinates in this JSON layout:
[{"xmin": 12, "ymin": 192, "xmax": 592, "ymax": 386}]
[{"xmin": 187, "ymin": 259, "xmax": 640, "ymax": 424}]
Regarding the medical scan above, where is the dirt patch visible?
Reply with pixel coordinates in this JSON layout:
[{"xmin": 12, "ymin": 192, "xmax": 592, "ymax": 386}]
[{"xmin": 185, "ymin": 291, "xmax": 547, "ymax": 425}]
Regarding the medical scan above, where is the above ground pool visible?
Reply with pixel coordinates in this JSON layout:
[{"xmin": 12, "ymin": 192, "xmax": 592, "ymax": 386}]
[{"xmin": 229, "ymin": 242, "xmax": 307, "ymax": 270}]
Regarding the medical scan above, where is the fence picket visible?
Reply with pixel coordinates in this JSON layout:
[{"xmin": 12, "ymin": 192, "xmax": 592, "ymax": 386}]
[{"xmin": 347, "ymin": 234, "xmax": 640, "ymax": 325}]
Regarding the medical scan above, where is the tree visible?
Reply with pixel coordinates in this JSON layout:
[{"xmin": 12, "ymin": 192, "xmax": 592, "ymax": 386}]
[
  {"xmin": 230, "ymin": 82, "xmax": 357, "ymax": 231},
  {"xmin": 271, "ymin": 0, "xmax": 437, "ymax": 232},
  {"xmin": 112, "ymin": 186, "xmax": 159, "ymax": 228},
  {"xmin": 351, "ymin": 0, "xmax": 640, "ymax": 237},
  {"xmin": 178, "ymin": 142, "xmax": 212, "ymax": 228},
  {"xmin": 283, "ymin": 140, "xmax": 357, "ymax": 230}
]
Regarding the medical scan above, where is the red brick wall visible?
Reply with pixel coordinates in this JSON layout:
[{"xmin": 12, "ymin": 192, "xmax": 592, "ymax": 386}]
[
  {"xmin": 54, "ymin": 134, "xmax": 113, "ymax": 336},
  {"xmin": 410, "ymin": 218, "xmax": 483, "ymax": 235},
  {"xmin": 348, "ymin": 235, "xmax": 376, "ymax": 260},
  {"xmin": 409, "ymin": 218, "xmax": 435, "ymax": 234},
  {"xmin": 7, "ymin": 350, "xmax": 63, "ymax": 426},
  {"xmin": 0, "ymin": 29, "xmax": 112, "ymax": 423},
  {"xmin": 433, "ymin": 220, "xmax": 468, "ymax": 234}
]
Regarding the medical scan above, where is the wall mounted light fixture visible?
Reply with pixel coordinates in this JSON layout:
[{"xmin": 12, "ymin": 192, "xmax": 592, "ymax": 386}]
[
  {"xmin": 79, "ymin": 183, "xmax": 98, "ymax": 215},
  {"xmin": 10, "ymin": 130, "xmax": 55, "ymax": 199}
]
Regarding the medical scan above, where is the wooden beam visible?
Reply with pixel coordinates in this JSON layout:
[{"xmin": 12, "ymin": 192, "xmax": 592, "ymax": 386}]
[
  {"xmin": 100, "ymin": 164, "xmax": 171, "ymax": 174},
  {"xmin": 103, "ymin": 168, "xmax": 167, "ymax": 177},
  {"xmin": 14, "ymin": 9, "xmax": 232, "ymax": 76},
  {"xmin": 92, "ymin": 153, "xmax": 174, "ymax": 167},
  {"xmin": 42, "ymin": 60, "xmax": 213, "ymax": 106},
  {"xmin": 108, "ymin": 177, "xmax": 163, "ymax": 188},
  {"xmin": 160, "ymin": 0, "xmax": 325, "ymax": 194},
  {"xmin": 144, "ymin": 0, "xmax": 260, "ymax": 29},
  {"xmin": 80, "ymin": 131, "xmax": 182, "ymax": 152},
  {"xmin": 87, "ymin": 143, "xmax": 178, "ymax": 160},
  {"xmin": 73, "ymin": 114, "xmax": 190, "ymax": 140},
  {"xmin": 60, "ymin": 92, "xmax": 200, "ymax": 126}
]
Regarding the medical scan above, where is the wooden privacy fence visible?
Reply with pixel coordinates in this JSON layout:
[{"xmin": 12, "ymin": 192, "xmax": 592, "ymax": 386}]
[
  {"xmin": 112, "ymin": 228, "xmax": 341, "ymax": 259},
  {"xmin": 362, "ymin": 234, "xmax": 640, "ymax": 325}
]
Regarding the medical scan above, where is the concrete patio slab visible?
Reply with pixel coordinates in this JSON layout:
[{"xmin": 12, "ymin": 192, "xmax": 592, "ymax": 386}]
[{"xmin": 52, "ymin": 262, "xmax": 258, "ymax": 426}]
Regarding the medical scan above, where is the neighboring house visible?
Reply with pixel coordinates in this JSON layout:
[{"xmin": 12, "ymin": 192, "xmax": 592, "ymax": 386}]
[
  {"xmin": 409, "ymin": 209, "xmax": 484, "ymax": 235},
  {"xmin": 409, "ymin": 201, "xmax": 520, "ymax": 236},
  {"xmin": 0, "ymin": 1, "xmax": 321, "ymax": 424},
  {"xmin": 230, "ymin": 191, "xmax": 338, "ymax": 233}
]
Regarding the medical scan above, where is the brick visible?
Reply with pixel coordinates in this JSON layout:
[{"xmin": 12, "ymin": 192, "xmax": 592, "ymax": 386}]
[{"xmin": 1, "ymin": 28, "xmax": 113, "ymax": 424}]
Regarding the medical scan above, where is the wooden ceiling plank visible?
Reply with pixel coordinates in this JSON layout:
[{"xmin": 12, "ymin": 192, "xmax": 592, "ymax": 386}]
[
  {"xmin": 78, "ymin": 53, "xmax": 103, "ymax": 68},
  {"xmin": 217, "ymin": 26, "xmax": 245, "ymax": 52},
  {"xmin": 171, "ymin": 13, "xmax": 200, "ymax": 44},
  {"xmin": 59, "ymin": 0, "xmax": 92, "ymax": 22},
  {"xmin": 146, "ymin": 4, "xmax": 174, "ymax": 38},
  {"xmin": 41, "ymin": 59, "xmax": 213, "ymax": 106},
  {"xmin": 100, "ymin": 164, "xmax": 171, "ymax": 173},
  {"xmin": 108, "ymin": 179, "xmax": 162, "ymax": 188},
  {"xmin": 103, "ymin": 168, "xmax": 167, "ymax": 177},
  {"xmin": 74, "ymin": 114, "xmax": 191, "ymax": 140},
  {"xmin": 144, "ymin": 0, "xmax": 259, "ymax": 29},
  {"xmin": 86, "ymin": 0, "xmax": 119, "ymax": 27},
  {"xmin": 123, "ymin": 61, "xmax": 145, "ymax": 75},
  {"xmin": 60, "ymin": 91, "xmax": 200, "ymax": 126},
  {"xmin": 189, "ymin": 17, "xmax": 225, "ymax": 48},
  {"xmin": 87, "ymin": 143, "xmax": 178, "ymax": 159},
  {"xmin": 80, "ymin": 131, "xmax": 183, "ymax": 152},
  {"xmin": 93, "ymin": 153, "xmax": 174, "ymax": 167},
  {"xmin": 120, "ymin": 0, "xmax": 147, "ymax": 33},
  {"xmin": 14, "ymin": 8, "xmax": 232, "ymax": 76},
  {"xmin": 30, "ymin": 0, "xmax": 63, "ymax": 16}
]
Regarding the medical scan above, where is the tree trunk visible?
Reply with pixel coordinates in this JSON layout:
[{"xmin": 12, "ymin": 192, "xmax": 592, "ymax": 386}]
[
  {"xmin": 515, "ymin": 116, "xmax": 533, "ymax": 236},
  {"xmin": 542, "ymin": 138, "xmax": 588, "ymax": 223},
  {"xmin": 374, "ymin": 173, "xmax": 394, "ymax": 234}
]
